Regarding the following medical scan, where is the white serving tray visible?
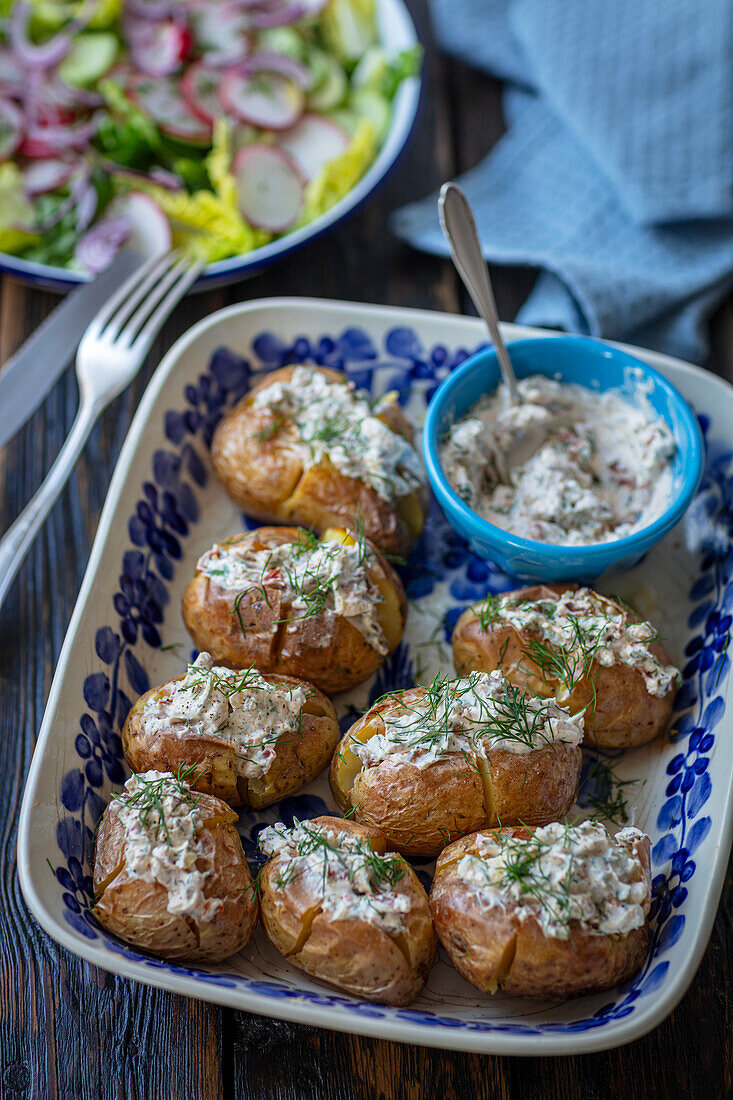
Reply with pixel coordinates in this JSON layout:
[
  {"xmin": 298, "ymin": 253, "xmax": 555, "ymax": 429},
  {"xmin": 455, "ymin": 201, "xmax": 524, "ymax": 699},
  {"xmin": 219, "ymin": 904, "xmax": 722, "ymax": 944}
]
[{"xmin": 18, "ymin": 299, "xmax": 733, "ymax": 1055}]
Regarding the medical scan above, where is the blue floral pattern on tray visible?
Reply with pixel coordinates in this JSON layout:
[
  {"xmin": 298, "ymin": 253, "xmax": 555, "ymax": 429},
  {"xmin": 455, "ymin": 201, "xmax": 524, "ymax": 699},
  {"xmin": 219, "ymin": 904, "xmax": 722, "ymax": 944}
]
[{"xmin": 50, "ymin": 325, "xmax": 731, "ymax": 1034}]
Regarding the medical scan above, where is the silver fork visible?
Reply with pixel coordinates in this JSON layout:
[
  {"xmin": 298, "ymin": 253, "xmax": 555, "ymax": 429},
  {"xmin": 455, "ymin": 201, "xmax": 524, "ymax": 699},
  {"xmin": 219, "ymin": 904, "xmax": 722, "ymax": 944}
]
[{"xmin": 0, "ymin": 251, "xmax": 203, "ymax": 610}]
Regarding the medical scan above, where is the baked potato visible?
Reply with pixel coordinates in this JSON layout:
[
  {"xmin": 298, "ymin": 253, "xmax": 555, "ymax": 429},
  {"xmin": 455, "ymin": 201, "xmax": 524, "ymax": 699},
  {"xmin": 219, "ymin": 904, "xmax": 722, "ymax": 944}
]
[
  {"xmin": 182, "ymin": 525, "xmax": 407, "ymax": 695},
  {"xmin": 430, "ymin": 820, "xmax": 651, "ymax": 999},
  {"xmin": 121, "ymin": 652, "xmax": 339, "ymax": 809},
  {"xmin": 92, "ymin": 769, "xmax": 258, "ymax": 962},
  {"xmin": 210, "ymin": 365, "xmax": 428, "ymax": 557},
  {"xmin": 257, "ymin": 815, "xmax": 437, "ymax": 1005},
  {"xmin": 452, "ymin": 584, "xmax": 680, "ymax": 749},
  {"xmin": 330, "ymin": 670, "xmax": 584, "ymax": 857}
]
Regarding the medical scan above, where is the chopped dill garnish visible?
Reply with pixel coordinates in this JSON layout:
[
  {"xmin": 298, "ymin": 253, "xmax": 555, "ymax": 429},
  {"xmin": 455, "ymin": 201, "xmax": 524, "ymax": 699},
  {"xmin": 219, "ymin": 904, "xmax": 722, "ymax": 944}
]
[
  {"xmin": 254, "ymin": 413, "xmax": 287, "ymax": 443},
  {"xmin": 475, "ymin": 593, "xmax": 504, "ymax": 632},
  {"xmin": 113, "ymin": 763, "xmax": 202, "ymax": 845},
  {"xmin": 580, "ymin": 752, "xmax": 640, "ymax": 825}
]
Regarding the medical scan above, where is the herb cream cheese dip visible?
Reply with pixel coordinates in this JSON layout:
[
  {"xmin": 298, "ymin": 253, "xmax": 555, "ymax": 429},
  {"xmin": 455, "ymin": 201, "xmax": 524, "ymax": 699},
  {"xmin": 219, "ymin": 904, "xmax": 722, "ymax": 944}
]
[
  {"xmin": 140, "ymin": 653, "xmax": 310, "ymax": 779},
  {"xmin": 351, "ymin": 670, "xmax": 584, "ymax": 770},
  {"xmin": 108, "ymin": 770, "xmax": 218, "ymax": 921},
  {"xmin": 258, "ymin": 819, "xmax": 411, "ymax": 933},
  {"xmin": 253, "ymin": 365, "xmax": 427, "ymax": 503},
  {"xmin": 440, "ymin": 375, "xmax": 676, "ymax": 545},
  {"xmin": 459, "ymin": 820, "xmax": 651, "ymax": 940}
]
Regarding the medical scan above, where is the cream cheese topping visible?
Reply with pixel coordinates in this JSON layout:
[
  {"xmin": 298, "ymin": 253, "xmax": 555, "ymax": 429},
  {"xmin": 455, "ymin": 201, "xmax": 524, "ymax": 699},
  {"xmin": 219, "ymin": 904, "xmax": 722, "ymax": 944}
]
[
  {"xmin": 109, "ymin": 770, "xmax": 218, "ymax": 921},
  {"xmin": 198, "ymin": 533, "xmax": 388, "ymax": 654},
  {"xmin": 351, "ymin": 670, "xmax": 584, "ymax": 770},
  {"xmin": 258, "ymin": 819, "xmax": 412, "ymax": 933},
  {"xmin": 252, "ymin": 366, "xmax": 426, "ymax": 502},
  {"xmin": 482, "ymin": 587, "xmax": 680, "ymax": 698},
  {"xmin": 141, "ymin": 653, "xmax": 309, "ymax": 778},
  {"xmin": 457, "ymin": 820, "xmax": 650, "ymax": 940},
  {"xmin": 440, "ymin": 374, "xmax": 676, "ymax": 545}
]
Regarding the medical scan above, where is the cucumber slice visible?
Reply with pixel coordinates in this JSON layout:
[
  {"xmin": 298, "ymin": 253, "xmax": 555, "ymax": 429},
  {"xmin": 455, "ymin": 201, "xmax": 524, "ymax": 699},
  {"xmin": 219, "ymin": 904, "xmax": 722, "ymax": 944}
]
[
  {"xmin": 307, "ymin": 55, "xmax": 347, "ymax": 111},
  {"xmin": 258, "ymin": 27, "xmax": 305, "ymax": 60},
  {"xmin": 59, "ymin": 32, "xmax": 118, "ymax": 87},
  {"xmin": 352, "ymin": 46, "xmax": 389, "ymax": 90},
  {"xmin": 349, "ymin": 87, "xmax": 390, "ymax": 139}
]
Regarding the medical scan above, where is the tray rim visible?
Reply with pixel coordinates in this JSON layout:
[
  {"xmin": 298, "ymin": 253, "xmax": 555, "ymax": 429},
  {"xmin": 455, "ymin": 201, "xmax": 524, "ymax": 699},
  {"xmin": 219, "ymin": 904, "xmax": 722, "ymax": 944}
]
[{"xmin": 17, "ymin": 297, "xmax": 733, "ymax": 1056}]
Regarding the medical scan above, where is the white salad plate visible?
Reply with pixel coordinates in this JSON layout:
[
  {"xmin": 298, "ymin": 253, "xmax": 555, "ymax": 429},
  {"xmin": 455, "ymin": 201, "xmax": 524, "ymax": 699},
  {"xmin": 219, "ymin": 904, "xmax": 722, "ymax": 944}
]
[
  {"xmin": 0, "ymin": 0, "xmax": 420, "ymax": 292},
  {"xmin": 17, "ymin": 299, "xmax": 733, "ymax": 1055}
]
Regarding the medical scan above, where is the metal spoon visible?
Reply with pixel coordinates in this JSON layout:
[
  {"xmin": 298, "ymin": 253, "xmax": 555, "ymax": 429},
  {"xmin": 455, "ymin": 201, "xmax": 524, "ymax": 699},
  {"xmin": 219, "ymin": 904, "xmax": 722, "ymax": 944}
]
[{"xmin": 438, "ymin": 182, "xmax": 547, "ymax": 478}]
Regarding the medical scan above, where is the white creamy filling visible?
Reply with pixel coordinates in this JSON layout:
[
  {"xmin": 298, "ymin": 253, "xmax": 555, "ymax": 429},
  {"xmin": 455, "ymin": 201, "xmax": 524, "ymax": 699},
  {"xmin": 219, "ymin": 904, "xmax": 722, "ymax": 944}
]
[
  {"xmin": 110, "ymin": 770, "xmax": 219, "ymax": 922},
  {"xmin": 141, "ymin": 653, "xmax": 309, "ymax": 779},
  {"xmin": 351, "ymin": 670, "xmax": 584, "ymax": 770},
  {"xmin": 488, "ymin": 587, "xmax": 679, "ymax": 698},
  {"xmin": 252, "ymin": 365, "xmax": 426, "ymax": 502},
  {"xmin": 198, "ymin": 535, "xmax": 388, "ymax": 654},
  {"xmin": 457, "ymin": 821, "xmax": 649, "ymax": 940},
  {"xmin": 258, "ymin": 820, "xmax": 411, "ymax": 933},
  {"xmin": 440, "ymin": 374, "xmax": 676, "ymax": 546}
]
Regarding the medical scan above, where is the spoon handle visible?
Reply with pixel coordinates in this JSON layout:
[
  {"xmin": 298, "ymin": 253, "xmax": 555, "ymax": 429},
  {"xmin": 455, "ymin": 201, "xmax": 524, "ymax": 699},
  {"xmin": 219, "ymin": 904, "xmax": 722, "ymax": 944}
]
[{"xmin": 439, "ymin": 182, "xmax": 520, "ymax": 405}]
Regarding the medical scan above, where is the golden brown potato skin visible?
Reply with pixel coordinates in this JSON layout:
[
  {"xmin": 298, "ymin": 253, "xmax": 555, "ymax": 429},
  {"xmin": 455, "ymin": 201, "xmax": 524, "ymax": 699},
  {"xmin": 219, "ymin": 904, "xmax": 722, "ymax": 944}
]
[
  {"xmin": 430, "ymin": 828, "xmax": 650, "ymax": 999},
  {"xmin": 92, "ymin": 792, "xmax": 258, "ymax": 963},
  {"xmin": 121, "ymin": 673, "xmax": 339, "ymax": 809},
  {"xmin": 452, "ymin": 584, "xmax": 676, "ymax": 749},
  {"xmin": 181, "ymin": 526, "xmax": 408, "ymax": 695},
  {"xmin": 259, "ymin": 816, "xmax": 437, "ymax": 1006},
  {"xmin": 210, "ymin": 366, "xmax": 427, "ymax": 557},
  {"xmin": 330, "ymin": 688, "xmax": 582, "ymax": 857}
]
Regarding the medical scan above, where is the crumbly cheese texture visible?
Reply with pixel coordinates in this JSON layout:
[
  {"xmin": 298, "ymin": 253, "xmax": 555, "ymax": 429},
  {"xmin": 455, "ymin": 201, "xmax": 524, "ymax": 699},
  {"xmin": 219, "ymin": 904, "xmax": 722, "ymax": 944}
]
[
  {"xmin": 351, "ymin": 670, "xmax": 584, "ymax": 770},
  {"xmin": 141, "ymin": 653, "xmax": 309, "ymax": 778},
  {"xmin": 457, "ymin": 821, "xmax": 650, "ymax": 940},
  {"xmin": 198, "ymin": 534, "xmax": 389, "ymax": 654},
  {"xmin": 258, "ymin": 819, "xmax": 412, "ymax": 933},
  {"xmin": 252, "ymin": 366, "xmax": 426, "ymax": 502},
  {"xmin": 484, "ymin": 587, "xmax": 680, "ymax": 698},
  {"xmin": 440, "ymin": 374, "xmax": 676, "ymax": 545},
  {"xmin": 109, "ymin": 770, "xmax": 218, "ymax": 922}
]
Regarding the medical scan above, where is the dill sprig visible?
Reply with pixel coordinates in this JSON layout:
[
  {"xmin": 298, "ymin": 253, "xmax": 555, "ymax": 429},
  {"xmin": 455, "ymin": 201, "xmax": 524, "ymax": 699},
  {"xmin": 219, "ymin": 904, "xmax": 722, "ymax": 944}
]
[
  {"xmin": 260, "ymin": 820, "xmax": 405, "ymax": 895},
  {"xmin": 580, "ymin": 752, "xmax": 640, "ymax": 825},
  {"xmin": 496, "ymin": 827, "xmax": 576, "ymax": 930},
  {"xmin": 114, "ymin": 764, "xmax": 202, "ymax": 844},
  {"xmin": 520, "ymin": 614, "xmax": 605, "ymax": 707},
  {"xmin": 254, "ymin": 413, "xmax": 287, "ymax": 443},
  {"xmin": 475, "ymin": 593, "xmax": 504, "ymax": 632}
]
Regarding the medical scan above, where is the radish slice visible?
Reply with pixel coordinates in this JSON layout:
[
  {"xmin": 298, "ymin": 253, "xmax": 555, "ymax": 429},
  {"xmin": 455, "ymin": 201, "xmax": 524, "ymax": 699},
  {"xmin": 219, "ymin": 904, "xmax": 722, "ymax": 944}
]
[
  {"xmin": 127, "ymin": 74, "xmax": 211, "ymax": 143},
  {"xmin": 23, "ymin": 158, "xmax": 75, "ymax": 196},
  {"xmin": 277, "ymin": 112, "xmax": 349, "ymax": 180},
  {"xmin": 180, "ymin": 63, "xmax": 224, "ymax": 124},
  {"xmin": 241, "ymin": 50, "xmax": 312, "ymax": 90},
  {"xmin": 0, "ymin": 98, "xmax": 23, "ymax": 163},
  {"xmin": 109, "ymin": 191, "xmax": 172, "ymax": 258},
  {"xmin": 233, "ymin": 143, "xmax": 304, "ymax": 231},
  {"xmin": 126, "ymin": 18, "xmax": 192, "ymax": 78},
  {"xmin": 191, "ymin": 4, "xmax": 252, "ymax": 62},
  {"xmin": 219, "ymin": 70, "xmax": 303, "ymax": 130}
]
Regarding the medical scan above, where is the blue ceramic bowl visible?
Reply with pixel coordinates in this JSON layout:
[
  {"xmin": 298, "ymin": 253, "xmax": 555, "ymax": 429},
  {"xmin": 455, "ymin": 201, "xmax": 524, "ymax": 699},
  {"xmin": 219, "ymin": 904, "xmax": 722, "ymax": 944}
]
[{"xmin": 422, "ymin": 336, "xmax": 704, "ymax": 582}]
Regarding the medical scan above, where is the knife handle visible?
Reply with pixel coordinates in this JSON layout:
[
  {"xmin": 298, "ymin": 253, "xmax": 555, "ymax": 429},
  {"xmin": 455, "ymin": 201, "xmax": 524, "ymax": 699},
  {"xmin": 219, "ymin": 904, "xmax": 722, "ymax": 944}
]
[{"xmin": 0, "ymin": 397, "xmax": 100, "ymax": 611}]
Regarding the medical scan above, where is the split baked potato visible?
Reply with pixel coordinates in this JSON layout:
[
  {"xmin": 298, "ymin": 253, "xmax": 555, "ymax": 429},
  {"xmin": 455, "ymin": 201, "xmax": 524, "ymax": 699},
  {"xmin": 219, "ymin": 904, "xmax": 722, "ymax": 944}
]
[
  {"xmin": 430, "ymin": 821, "xmax": 651, "ymax": 999},
  {"xmin": 121, "ymin": 653, "xmax": 339, "ymax": 809},
  {"xmin": 330, "ymin": 671, "xmax": 584, "ymax": 857},
  {"xmin": 258, "ymin": 815, "xmax": 437, "ymax": 1005},
  {"xmin": 92, "ymin": 770, "xmax": 258, "ymax": 962},
  {"xmin": 452, "ymin": 584, "xmax": 680, "ymax": 748},
  {"xmin": 182, "ymin": 525, "xmax": 407, "ymax": 695},
  {"xmin": 210, "ymin": 365, "xmax": 428, "ymax": 557}
]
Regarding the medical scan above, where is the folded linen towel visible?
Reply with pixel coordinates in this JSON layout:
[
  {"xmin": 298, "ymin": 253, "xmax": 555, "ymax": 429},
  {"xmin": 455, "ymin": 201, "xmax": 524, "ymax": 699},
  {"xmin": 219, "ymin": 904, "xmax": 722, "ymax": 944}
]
[{"xmin": 392, "ymin": 0, "xmax": 733, "ymax": 362}]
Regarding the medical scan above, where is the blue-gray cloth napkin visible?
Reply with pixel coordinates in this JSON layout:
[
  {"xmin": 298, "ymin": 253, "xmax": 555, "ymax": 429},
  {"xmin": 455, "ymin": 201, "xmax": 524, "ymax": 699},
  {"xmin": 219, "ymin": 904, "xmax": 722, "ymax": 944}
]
[{"xmin": 392, "ymin": 0, "xmax": 733, "ymax": 362}]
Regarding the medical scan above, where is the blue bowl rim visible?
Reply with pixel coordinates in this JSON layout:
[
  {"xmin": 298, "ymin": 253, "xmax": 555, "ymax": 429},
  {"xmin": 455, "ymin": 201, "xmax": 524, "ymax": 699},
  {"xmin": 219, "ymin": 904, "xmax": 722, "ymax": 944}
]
[{"xmin": 422, "ymin": 335, "xmax": 705, "ymax": 564}]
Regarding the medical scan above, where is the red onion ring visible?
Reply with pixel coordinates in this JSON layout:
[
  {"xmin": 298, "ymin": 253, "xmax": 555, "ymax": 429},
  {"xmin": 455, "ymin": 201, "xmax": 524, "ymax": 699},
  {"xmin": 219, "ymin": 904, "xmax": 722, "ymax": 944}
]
[
  {"xmin": 234, "ymin": 50, "xmax": 311, "ymax": 89},
  {"xmin": 9, "ymin": 1, "xmax": 74, "ymax": 70},
  {"xmin": 74, "ymin": 215, "xmax": 130, "ymax": 274}
]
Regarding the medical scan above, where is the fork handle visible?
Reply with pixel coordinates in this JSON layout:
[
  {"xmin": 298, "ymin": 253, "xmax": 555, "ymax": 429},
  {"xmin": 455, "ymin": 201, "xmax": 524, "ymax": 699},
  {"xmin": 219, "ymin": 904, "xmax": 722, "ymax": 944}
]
[{"xmin": 0, "ymin": 397, "xmax": 101, "ymax": 610}]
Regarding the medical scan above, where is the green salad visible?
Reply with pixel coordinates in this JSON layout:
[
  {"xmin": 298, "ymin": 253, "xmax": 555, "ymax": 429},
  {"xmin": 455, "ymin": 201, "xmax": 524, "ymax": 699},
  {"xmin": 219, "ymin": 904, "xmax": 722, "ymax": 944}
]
[{"xmin": 0, "ymin": 0, "xmax": 420, "ymax": 272}]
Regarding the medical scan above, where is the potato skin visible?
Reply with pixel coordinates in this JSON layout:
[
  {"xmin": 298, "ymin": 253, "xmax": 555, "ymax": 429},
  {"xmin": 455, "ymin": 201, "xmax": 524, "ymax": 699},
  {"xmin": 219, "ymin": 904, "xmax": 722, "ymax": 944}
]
[
  {"xmin": 121, "ymin": 673, "xmax": 339, "ymax": 809},
  {"xmin": 259, "ymin": 815, "xmax": 437, "ymax": 1006},
  {"xmin": 452, "ymin": 584, "xmax": 676, "ymax": 749},
  {"xmin": 430, "ymin": 829, "xmax": 650, "ymax": 999},
  {"xmin": 330, "ymin": 689, "xmax": 582, "ymax": 857},
  {"xmin": 92, "ymin": 791, "xmax": 258, "ymax": 963},
  {"xmin": 210, "ymin": 366, "xmax": 427, "ymax": 558},
  {"xmin": 181, "ymin": 526, "xmax": 407, "ymax": 695}
]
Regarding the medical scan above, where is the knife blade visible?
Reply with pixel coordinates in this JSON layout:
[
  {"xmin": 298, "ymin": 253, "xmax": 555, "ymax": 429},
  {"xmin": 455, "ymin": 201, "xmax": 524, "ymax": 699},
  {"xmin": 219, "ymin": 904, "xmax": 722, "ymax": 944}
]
[{"xmin": 0, "ymin": 250, "xmax": 142, "ymax": 451}]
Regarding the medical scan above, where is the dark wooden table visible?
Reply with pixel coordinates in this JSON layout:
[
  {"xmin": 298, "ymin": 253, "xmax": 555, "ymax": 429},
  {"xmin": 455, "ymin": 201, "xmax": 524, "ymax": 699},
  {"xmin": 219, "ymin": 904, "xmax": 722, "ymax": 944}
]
[{"xmin": 1, "ymin": 3, "xmax": 731, "ymax": 1097}]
